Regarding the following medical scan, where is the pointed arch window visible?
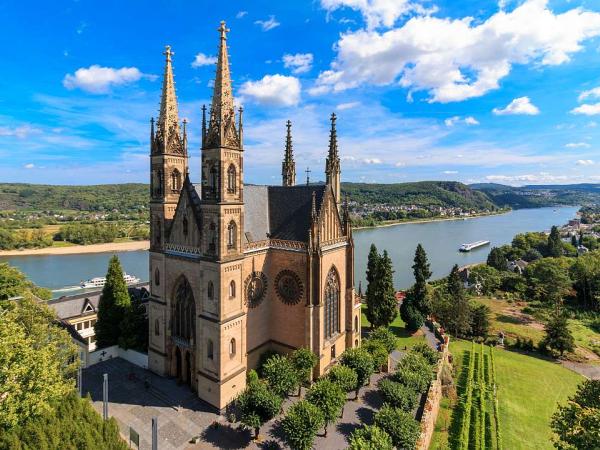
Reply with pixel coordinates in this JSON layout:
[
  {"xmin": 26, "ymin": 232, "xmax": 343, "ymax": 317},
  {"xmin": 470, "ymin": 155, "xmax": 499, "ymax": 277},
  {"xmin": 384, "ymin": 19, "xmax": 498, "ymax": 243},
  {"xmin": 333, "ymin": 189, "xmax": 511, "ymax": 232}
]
[
  {"xmin": 229, "ymin": 280, "xmax": 236, "ymax": 298},
  {"xmin": 207, "ymin": 281, "xmax": 214, "ymax": 301},
  {"xmin": 154, "ymin": 267, "xmax": 160, "ymax": 286},
  {"xmin": 209, "ymin": 166, "xmax": 218, "ymax": 195},
  {"xmin": 354, "ymin": 315, "xmax": 358, "ymax": 332},
  {"xmin": 172, "ymin": 277, "xmax": 195, "ymax": 342},
  {"xmin": 227, "ymin": 164, "xmax": 237, "ymax": 194},
  {"xmin": 208, "ymin": 222, "xmax": 216, "ymax": 254},
  {"xmin": 324, "ymin": 267, "xmax": 340, "ymax": 339},
  {"xmin": 171, "ymin": 169, "xmax": 182, "ymax": 191},
  {"xmin": 154, "ymin": 319, "xmax": 160, "ymax": 336},
  {"xmin": 207, "ymin": 339, "xmax": 214, "ymax": 360},
  {"xmin": 229, "ymin": 338, "xmax": 236, "ymax": 356},
  {"xmin": 227, "ymin": 221, "xmax": 237, "ymax": 249}
]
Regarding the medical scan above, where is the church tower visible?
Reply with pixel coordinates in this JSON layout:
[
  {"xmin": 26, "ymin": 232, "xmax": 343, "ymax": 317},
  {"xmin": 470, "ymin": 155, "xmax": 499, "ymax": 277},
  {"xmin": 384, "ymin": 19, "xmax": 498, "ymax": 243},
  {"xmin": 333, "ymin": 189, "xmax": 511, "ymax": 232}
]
[
  {"xmin": 282, "ymin": 120, "xmax": 296, "ymax": 186},
  {"xmin": 150, "ymin": 45, "xmax": 187, "ymax": 251},
  {"xmin": 325, "ymin": 113, "xmax": 341, "ymax": 204}
]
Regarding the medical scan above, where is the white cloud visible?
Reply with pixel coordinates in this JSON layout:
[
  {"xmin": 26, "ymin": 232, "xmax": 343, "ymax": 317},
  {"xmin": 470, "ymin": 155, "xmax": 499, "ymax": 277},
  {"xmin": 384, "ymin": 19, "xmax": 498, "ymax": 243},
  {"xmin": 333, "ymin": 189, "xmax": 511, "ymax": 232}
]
[
  {"xmin": 283, "ymin": 53, "xmax": 314, "ymax": 74},
  {"xmin": 565, "ymin": 142, "xmax": 591, "ymax": 148},
  {"xmin": 191, "ymin": 53, "xmax": 217, "ymax": 68},
  {"xmin": 313, "ymin": 0, "xmax": 600, "ymax": 102},
  {"xmin": 336, "ymin": 101, "xmax": 361, "ymax": 110},
  {"xmin": 578, "ymin": 86, "xmax": 600, "ymax": 102},
  {"xmin": 236, "ymin": 11, "xmax": 248, "ymax": 19},
  {"xmin": 0, "ymin": 125, "xmax": 42, "ymax": 138},
  {"xmin": 485, "ymin": 173, "xmax": 570, "ymax": 184},
  {"xmin": 395, "ymin": 162, "xmax": 406, "ymax": 167},
  {"xmin": 493, "ymin": 97, "xmax": 540, "ymax": 116},
  {"xmin": 576, "ymin": 159, "xmax": 595, "ymax": 165},
  {"xmin": 255, "ymin": 15, "xmax": 280, "ymax": 31},
  {"xmin": 571, "ymin": 102, "xmax": 600, "ymax": 115},
  {"xmin": 363, "ymin": 158, "xmax": 382, "ymax": 164},
  {"xmin": 239, "ymin": 74, "xmax": 301, "ymax": 106},
  {"xmin": 445, "ymin": 115, "xmax": 479, "ymax": 126},
  {"xmin": 63, "ymin": 65, "xmax": 146, "ymax": 94},
  {"xmin": 443, "ymin": 170, "xmax": 458, "ymax": 174},
  {"xmin": 23, "ymin": 163, "xmax": 35, "ymax": 169}
]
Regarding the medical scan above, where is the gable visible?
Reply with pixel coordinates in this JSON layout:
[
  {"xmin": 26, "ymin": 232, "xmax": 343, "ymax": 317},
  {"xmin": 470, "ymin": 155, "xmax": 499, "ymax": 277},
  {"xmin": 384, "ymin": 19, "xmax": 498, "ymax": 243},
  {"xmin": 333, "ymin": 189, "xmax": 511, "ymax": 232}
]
[
  {"xmin": 317, "ymin": 186, "xmax": 344, "ymax": 244},
  {"xmin": 81, "ymin": 298, "xmax": 95, "ymax": 314},
  {"xmin": 166, "ymin": 181, "xmax": 202, "ymax": 248}
]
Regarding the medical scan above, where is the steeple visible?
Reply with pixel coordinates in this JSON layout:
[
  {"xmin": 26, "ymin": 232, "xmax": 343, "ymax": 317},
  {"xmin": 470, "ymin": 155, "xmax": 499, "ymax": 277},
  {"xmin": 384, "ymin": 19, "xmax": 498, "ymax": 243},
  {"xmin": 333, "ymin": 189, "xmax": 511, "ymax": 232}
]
[
  {"xmin": 325, "ymin": 113, "xmax": 341, "ymax": 204},
  {"xmin": 282, "ymin": 120, "xmax": 296, "ymax": 186},
  {"xmin": 204, "ymin": 21, "xmax": 240, "ymax": 149},
  {"xmin": 154, "ymin": 45, "xmax": 185, "ymax": 156}
]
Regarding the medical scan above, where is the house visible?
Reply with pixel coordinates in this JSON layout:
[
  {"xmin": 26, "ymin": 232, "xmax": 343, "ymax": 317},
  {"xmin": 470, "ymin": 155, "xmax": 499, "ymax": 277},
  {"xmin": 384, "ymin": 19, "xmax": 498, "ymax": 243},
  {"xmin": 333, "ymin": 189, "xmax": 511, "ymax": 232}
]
[
  {"xmin": 577, "ymin": 245, "xmax": 589, "ymax": 255},
  {"xmin": 508, "ymin": 259, "xmax": 529, "ymax": 275}
]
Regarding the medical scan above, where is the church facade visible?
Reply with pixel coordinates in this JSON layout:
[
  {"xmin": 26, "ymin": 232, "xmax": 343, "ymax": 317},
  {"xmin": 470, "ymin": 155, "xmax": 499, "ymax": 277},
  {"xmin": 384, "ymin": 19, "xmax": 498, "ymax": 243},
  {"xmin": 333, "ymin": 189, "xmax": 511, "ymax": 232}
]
[{"xmin": 147, "ymin": 22, "xmax": 360, "ymax": 410}]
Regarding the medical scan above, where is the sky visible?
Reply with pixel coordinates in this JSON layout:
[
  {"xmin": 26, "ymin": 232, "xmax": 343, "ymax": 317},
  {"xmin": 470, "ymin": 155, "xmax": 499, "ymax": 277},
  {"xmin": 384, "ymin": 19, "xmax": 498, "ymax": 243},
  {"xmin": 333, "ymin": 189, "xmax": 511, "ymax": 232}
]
[{"xmin": 1, "ymin": 0, "xmax": 600, "ymax": 186}]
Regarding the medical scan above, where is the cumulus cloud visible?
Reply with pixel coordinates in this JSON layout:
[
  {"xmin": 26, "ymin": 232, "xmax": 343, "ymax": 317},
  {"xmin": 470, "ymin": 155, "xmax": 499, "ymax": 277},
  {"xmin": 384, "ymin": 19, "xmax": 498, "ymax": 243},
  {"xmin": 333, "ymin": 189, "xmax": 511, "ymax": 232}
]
[
  {"xmin": 485, "ymin": 172, "xmax": 570, "ymax": 184},
  {"xmin": 578, "ymin": 86, "xmax": 600, "ymax": 102},
  {"xmin": 576, "ymin": 159, "xmax": 595, "ymax": 165},
  {"xmin": 493, "ymin": 97, "xmax": 540, "ymax": 115},
  {"xmin": 239, "ymin": 74, "xmax": 301, "ymax": 106},
  {"xmin": 0, "ymin": 125, "xmax": 42, "ymax": 138},
  {"xmin": 571, "ymin": 103, "xmax": 600, "ymax": 115},
  {"xmin": 191, "ymin": 53, "xmax": 216, "ymax": 68},
  {"xmin": 313, "ymin": 0, "xmax": 600, "ymax": 102},
  {"xmin": 336, "ymin": 101, "xmax": 361, "ymax": 110},
  {"xmin": 283, "ymin": 53, "xmax": 314, "ymax": 74},
  {"xmin": 565, "ymin": 142, "xmax": 591, "ymax": 148},
  {"xmin": 63, "ymin": 65, "xmax": 147, "ymax": 94},
  {"xmin": 255, "ymin": 15, "xmax": 280, "ymax": 31},
  {"xmin": 444, "ymin": 116, "xmax": 479, "ymax": 126}
]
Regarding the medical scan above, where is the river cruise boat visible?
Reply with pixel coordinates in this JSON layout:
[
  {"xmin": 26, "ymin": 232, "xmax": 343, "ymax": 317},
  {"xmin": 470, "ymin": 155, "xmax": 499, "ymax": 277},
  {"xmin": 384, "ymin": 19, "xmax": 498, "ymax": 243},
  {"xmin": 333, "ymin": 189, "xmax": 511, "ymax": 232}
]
[
  {"xmin": 80, "ymin": 273, "xmax": 141, "ymax": 289},
  {"xmin": 459, "ymin": 240, "xmax": 490, "ymax": 252}
]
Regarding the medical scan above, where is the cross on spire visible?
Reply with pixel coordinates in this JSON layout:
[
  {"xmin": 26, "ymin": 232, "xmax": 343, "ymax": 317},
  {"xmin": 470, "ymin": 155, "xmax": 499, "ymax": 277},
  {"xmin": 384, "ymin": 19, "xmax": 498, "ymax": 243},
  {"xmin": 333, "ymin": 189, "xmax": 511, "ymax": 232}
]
[
  {"xmin": 218, "ymin": 21, "xmax": 230, "ymax": 40},
  {"xmin": 163, "ymin": 45, "xmax": 174, "ymax": 62},
  {"xmin": 305, "ymin": 167, "xmax": 311, "ymax": 186}
]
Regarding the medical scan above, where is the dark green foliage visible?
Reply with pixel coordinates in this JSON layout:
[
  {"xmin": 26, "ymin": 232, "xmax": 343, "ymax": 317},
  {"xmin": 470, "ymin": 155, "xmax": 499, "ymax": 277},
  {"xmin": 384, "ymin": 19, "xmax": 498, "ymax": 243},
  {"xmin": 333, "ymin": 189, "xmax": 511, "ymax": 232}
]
[
  {"xmin": 525, "ymin": 257, "xmax": 573, "ymax": 305},
  {"xmin": 377, "ymin": 378, "xmax": 418, "ymax": 412},
  {"xmin": 470, "ymin": 303, "xmax": 491, "ymax": 338},
  {"xmin": 487, "ymin": 247, "xmax": 508, "ymax": 271},
  {"xmin": 400, "ymin": 296, "xmax": 425, "ymax": 331},
  {"xmin": 0, "ymin": 392, "xmax": 127, "ymax": 450},
  {"xmin": 262, "ymin": 354, "xmax": 299, "ymax": 398},
  {"xmin": 571, "ymin": 235, "xmax": 578, "ymax": 247},
  {"xmin": 411, "ymin": 342, "xmax": 440, "ymax": 365},
  {"xmin": 392, "ymin": 353, "xmax": 434, "ymax": 394},
  {"xmin": 305, "ymin": 379, "xmax": 345, "ymax": 435},
  {"xmin": 236, "ymin": 379, "xmax": 283, "ymax": 438},
  {"xmin": 570, "ymin": 251, "xmax": 600, "ymax": 311},
  {"xmin": 348, "ymin": 425, "xmax": 394, "ymax": 450},
  {"xmin": 326, "ymin": 365, "xmax": 358, "ymax": 394},
  {"xmin": 94, "ymin": 256, "xmax": 131, "ymax": 348},
  {"xmin": 257, "ymin": 349, "xmax": 280, "ymax": 378},
  {"xmin": 118, "ymin": 294, "xmax": 148, "ymax": 352},
  {"xmin": 374, "ymin": 404, "xmax": 421, "ymax": 450},
  {"xmin": 468, "ymin": 265, "xmax": 502, "ymax": 295},
  {"xmin": 368, "ymin": 327, "xmax": 398, "ymax": 353},
  {"xmin": 433, "ymin": 265, "xmax": 472, "ymax": 337},
  {"xmin": 362, "ymin": 339, "xmax": 389, "ymax": 371},
  {"xmin": 547, "ymin": 226, "xmax": 563, "ymax": 257},
  {"xmin": 551, "ymin": 380, "xmax": 600, "ymax": 450},
  {"xmin": 541, "ymin": 312, "xmax": 575, "ymax": 356},
  {"xmin": 290, "ymin": 347, "xmax": 318, "ymax": 389},
  {"xmin": 401, "ymin": 244, "xmax": 433, "ymax": 330},
  {"xmin": 340, "ymin": 348, "xmax": 375, "ymax": 397},
  {"xmin": 365, "ymin": 246, "xmax": 398, "ymax": 328},
  {"xmin": 281, "ymin": 400, "xmax": 324, "ymax": 450}
]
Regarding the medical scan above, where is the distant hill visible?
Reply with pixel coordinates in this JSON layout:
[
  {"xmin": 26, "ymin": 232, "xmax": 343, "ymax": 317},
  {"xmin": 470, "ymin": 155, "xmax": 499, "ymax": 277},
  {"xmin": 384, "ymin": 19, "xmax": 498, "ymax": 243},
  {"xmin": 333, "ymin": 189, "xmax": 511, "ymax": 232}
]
[
  {"xmin": 341, "ymin": 181, "xmax": 498, "ymax": 211},
  {"xmin": 470, "ymin": 183, "xmax": 600, "ymax": 208}
]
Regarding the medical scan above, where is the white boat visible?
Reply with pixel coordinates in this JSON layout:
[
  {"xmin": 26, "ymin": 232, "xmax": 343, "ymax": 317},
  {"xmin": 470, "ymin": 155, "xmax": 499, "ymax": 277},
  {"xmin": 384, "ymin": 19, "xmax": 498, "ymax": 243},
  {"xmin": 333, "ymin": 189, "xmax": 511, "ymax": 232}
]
[
  {"xmin": 80, "ymin": 273, "xmax": 141, "ymax": 289},
  {"xmin": 459, "ymin": 240, "xmax": 490, "ymax": 252}
]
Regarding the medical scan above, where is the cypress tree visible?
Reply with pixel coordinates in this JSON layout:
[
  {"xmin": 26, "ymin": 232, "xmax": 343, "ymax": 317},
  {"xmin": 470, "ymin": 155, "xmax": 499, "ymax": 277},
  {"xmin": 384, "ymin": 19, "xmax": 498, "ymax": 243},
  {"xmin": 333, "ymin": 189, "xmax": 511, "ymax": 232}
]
[
  {"xmin": 571, "ymin": 235, "xmax": 578, "ymax": 248},
  {"xmin": 446, "ymin": 264, "xmax": 472, "ymax": 337},
  {"xmin": 95, "ymin": 255, "xmax": 131, "ymax": 348},
  {"xmin": 412, "ymin": 244, "xmax": 432, "ymax": 316},
  {"xmin": 547, "ymin": 226, "xmax": 563, "ymax": 257},
  {"xmin": 375, "ymin": 251, "xmax": 398, "ymax": 328},
  {"xmin": 365, "ymin": 244, "xmax": 381, "ymax": 328}
]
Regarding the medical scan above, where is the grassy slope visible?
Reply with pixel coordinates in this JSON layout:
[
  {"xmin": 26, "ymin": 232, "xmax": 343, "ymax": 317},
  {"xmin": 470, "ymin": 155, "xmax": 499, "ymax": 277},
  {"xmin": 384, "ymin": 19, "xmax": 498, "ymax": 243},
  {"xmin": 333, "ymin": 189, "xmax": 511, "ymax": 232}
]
[
  {"xmin": 431, "ymin": 340, "xmax": 583, "ymax": 450},
  {"xmin": 360, "ymin": 304, "xmax": 426, "ymax": 349}
]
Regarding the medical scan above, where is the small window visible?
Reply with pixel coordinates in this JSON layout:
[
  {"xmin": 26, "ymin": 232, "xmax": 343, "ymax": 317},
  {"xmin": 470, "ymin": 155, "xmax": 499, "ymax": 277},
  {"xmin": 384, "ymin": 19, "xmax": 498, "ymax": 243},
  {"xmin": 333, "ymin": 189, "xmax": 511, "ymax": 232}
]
[
  {"xmin": 154, "ymin": 267, "xmax": 160, "ymax": 286},
  {"xmin": 229, "ymin": 338, "xmax": 236, "ymax": 356},
  {"xmin": 154, "ymin": 319, "xmax": 160, "ymax": 336},
  {"xmin": 227, "ymin": 221, "xmax": 237, "ymax": 248},
  {"xmin": 331, "ymin": 344, "xmax": 336, "ymax": 359},
  {"xmin": 207, "ymin": 281, "xmax": 214, "ymax": 300},
  {"xmin": 355, "ymin": 339, "xmax": 359, "ymax": 347},
  {"xmin": 354, "ymin": 316, "xmax": 359, "ymax": 332},
  {"xmin": 227, "ymin": 165, "xmax": 236, "ymax": 193},
  {"xmin": 76, "ymin": 323, "xmax": 82, "ymax": 331},
  {"xmin": 229, "ymin": 280, "xmax": 236, "ymax": 298},
  {"xmin": 207, "ymin": 339, "xmax": 214, "ymax": 360}
]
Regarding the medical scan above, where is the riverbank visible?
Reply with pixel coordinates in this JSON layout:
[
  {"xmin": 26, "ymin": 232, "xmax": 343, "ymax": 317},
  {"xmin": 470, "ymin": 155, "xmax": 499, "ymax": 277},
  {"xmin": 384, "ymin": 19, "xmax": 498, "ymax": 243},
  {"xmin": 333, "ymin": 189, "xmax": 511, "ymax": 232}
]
[
  {"xmin": 0, "ymin": 240, "xmax": 150, "ymax": 256},
  {"xmin": 353, "ymin": 210, "xmax": 510, "ymax": 230}
]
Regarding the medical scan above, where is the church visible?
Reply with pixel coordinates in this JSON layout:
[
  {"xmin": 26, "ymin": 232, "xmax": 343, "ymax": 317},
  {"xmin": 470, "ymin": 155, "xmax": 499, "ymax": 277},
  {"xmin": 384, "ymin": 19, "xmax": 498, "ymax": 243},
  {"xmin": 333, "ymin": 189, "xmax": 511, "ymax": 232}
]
[{"xmin": 147, "ymin": 21, "xmax": 360, "ymax": 410}]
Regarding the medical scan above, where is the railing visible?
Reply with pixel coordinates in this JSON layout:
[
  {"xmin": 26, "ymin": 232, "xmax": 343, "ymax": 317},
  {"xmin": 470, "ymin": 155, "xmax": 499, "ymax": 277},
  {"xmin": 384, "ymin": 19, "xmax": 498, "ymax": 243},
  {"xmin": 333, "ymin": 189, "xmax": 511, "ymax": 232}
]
[
  {"xmin": 244, "ymin": 239, "xmax": 307, "ymax": 252},
  {"xmin": 165, "ymin": 243, "xmax": 202, "ymax": 256}
]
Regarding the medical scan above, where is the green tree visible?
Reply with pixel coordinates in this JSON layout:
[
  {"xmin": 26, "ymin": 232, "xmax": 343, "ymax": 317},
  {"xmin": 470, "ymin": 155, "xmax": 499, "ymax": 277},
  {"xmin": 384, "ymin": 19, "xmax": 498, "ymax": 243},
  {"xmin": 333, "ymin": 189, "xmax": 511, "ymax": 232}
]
[
  {"xmin": 468, "ymin": 265, "xmax": 502, "ymax": 295},
  {"xmin": 374, "ymin": 404, "xmax": 421, "ymax": 450},
  {"xmin": 571, "ymin": 234, "xmax": 578, "ymax": 248},
  {"xmin": 392, "ymin": 352, "xmax": 433, "ymax": 393},
  {"xmin": 118, "ymin": 294, "xmax": 148, "ymax": 351},
  {"xmin": 435, "ymin": 265, "xmax": 472, "ymax": 337},
  {"xmin": 525, "ymin": 257, "xmax": 572, "ymax": 306},
  {"xmin": 262, "ymin": 354, "xmax": 299, "ymax": 398},
  {"xmin": 487, "ymin": 246, "xmax": 508, "ymax": 271},
  {"xmin": 547, "ymin": 226, "xmax": 563, "ymax": 257},
  {"xmin": 366, "ymin": 248, "xmax": 398, "ymax": 328},
  {"xmin": 95, "ymin": 255, "xmax": 131, "ymax": 348},
  {"xmin": 411, "ymin": 342, "xmax": 439, "ymax": 365},
  {"xmin": 412, "ymin": 243, "xmax": 432, "ymax": 314},
  {"xmin": 290, "ymin": 347, "xmax": 318, "ymax": 395},
  {"xmin": 0, "ymin": 295, "xmax": 78, "ymax": 430},
  {"xmin": 305, "ymin": 379, "xmax": 346, "ymax": 436},
  {"xmin": 377, "ymin": 378, "xmax": 418, "ymax": 412},
  {"xmin": 365, "ymin": 244, "xmax": 381, "ymax": 328},
  {"xmin": 281, "ymin": 400, "xmax": 325, "ymax": 450},
  {"xmin": 368, "ymin": 327, "xmax": 398, "ymax": 353},
  {"xmin": 470, "ymin": 303, "xmax": 491, "ymax": 337},
  {"xmin": 348, "ymin": 425, "xmax": 394, "ymax": 450},
  {"xmin": 0, "ymin": 263, "xmax": 51, "ymax": 301},
  {"xmin": 363, "ymin": 339, "xmax": 389, "ymax": 372},
  {"xmin": 551, "ymin": 379, "xmax": 600, "ymax": 450},
  {"xmin": 326, "ymin": 365, "xmax": 358, "ymax": 396},
  {"xmin": 541, "ymin": 312, "xmax": 575, "ymax": 357},
  {"xmin": 340, "ymin": 348, "xmax": 375, "ymax": 398},
  {"xmin": 570, "ymin": 251, "xmax": 600, "ymax": 311},
  {"xmin": 236, "ymin": 379, "xmax": 282, "ymax": 439},
  {"xmin": 400, "ymin": 291, "xmax": 425, "ymax": 331}
]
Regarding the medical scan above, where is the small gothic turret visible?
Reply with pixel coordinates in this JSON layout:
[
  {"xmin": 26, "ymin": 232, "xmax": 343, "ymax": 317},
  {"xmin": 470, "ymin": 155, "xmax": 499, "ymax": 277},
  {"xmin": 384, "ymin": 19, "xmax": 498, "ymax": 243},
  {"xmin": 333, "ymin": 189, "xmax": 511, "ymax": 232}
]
[
  {"xmin": 325, "ymin": 113, "xmax": 341, "ymax": 204},
  {"xmin": 282, "ymin": 120, "xmax": 296, "ymax": 186}
]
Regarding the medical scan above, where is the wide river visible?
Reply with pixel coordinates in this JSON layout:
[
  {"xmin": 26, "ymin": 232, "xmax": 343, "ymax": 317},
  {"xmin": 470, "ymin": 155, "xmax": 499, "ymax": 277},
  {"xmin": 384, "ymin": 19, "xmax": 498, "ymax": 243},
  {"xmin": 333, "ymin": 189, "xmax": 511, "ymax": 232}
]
[{"xmin": 0, "ymin": 206, "xmax": 578, "ymax": 297}]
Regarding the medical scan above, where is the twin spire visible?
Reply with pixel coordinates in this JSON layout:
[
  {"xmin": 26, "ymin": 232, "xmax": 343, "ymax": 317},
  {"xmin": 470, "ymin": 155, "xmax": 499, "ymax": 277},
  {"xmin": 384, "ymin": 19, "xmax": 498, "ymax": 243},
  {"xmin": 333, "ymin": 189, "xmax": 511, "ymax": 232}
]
[{"xmin": 282, "ymin": 120, "xmax": 296, "ymax": 186}]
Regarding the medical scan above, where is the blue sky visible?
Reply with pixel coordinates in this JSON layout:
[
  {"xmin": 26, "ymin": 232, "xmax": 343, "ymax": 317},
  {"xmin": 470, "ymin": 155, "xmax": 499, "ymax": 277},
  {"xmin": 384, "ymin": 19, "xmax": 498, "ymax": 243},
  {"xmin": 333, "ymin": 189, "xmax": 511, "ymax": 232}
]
[{"xmin": 1, "ymin": 0, "xmax": 600, "ymax": 186}]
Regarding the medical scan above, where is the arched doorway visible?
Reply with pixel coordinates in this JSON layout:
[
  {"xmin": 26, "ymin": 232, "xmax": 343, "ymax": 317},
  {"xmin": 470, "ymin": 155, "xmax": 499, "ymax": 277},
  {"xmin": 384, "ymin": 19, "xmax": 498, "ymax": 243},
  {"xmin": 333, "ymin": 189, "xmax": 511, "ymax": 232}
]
[
  {"xmin": 171, "ymin": 277, "xmax": 196, "ymax": 391},
  {"xmin": 175, "ymin": 347, "xmax": 182, "ymax": 380}
]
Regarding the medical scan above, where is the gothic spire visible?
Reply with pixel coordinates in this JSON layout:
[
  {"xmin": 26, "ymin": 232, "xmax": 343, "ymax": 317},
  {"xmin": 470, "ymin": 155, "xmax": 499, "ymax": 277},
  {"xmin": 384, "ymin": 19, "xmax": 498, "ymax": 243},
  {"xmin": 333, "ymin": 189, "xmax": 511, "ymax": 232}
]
[
  {"xmin": 328, "ymin": 112, "xmax": 339, "ymax": 161},
  {"xmin": 155, "ymin": 45, "xmax": 184, "ymax": 155},
  {"xmin": 325, "ymin": 113, "xmax": 341, "ymax": 203},
  {"xmin": 205, "ymin": 21, "xmax": 239, "ymax": 149},
  {"xmin": 282, "ymin": 120, "xmax": 296, "ymax": 186}
]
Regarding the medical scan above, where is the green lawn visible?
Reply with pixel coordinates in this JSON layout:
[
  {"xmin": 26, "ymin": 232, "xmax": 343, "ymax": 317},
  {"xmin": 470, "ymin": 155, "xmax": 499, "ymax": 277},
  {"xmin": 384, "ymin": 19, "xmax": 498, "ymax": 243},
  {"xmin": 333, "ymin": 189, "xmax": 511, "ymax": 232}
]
[
  {"xmin": 360, "ymin": 304, "xmax": 426, "ymax": 349},
  {"xmin": 431, "ymin": 340, "xmax": 583, "ymax": 450}
]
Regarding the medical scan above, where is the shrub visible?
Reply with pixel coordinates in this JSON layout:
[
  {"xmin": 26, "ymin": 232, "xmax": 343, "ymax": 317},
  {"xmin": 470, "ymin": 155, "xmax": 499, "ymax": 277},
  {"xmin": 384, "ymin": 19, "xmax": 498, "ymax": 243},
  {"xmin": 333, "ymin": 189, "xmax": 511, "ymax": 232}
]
[
  {"xmin": 378, "ymin": 378, "xmax": 418, "ymax": 412},
  {"xmin": 410, "ymin": 342, "xmax": 439, "ymax": 365},
  {"xmin": 348, "ymin": 425, "xmax": 394, "ymax": 450},
  {"xmin": 236, "ymin": 380, "xmax": 283, "ymax": 439},
  {"xmin": 257, "ymin": 349, "xmax": 280, "ymax": 378},
  {"xmin": 262, "ymin": 354, "xmax": 299, "ymax": 397},
  {"xmin": 281, "ymin": 400, "xmax": 324, "ymax": 450},
  {"xmin": 374, "ymin": 404, "xmax": 420, "ymax": 450},
  {"xmin": 290, "ymin": 347, "xmax": 318, "ymax": 391},
  {"xmin": 368, "ymin": 327, "xmax": 398, "ymax": 353},
  {"xmin": 305, "ymin": 379, "xmax": 346, "ymax": 436},
  {"xmin": 326, "ymin": 365, "xmax": 358, "ymax": 395},
  {"xmin": 363, "ymin": 339, "xmax": 389, "ymax": 371},
  {"xmin": 340, "ymin": 348, "xmax": 375, "ymax": 398},
  {"xmin": 392, "ymin": 368, "xmax": 431, "ymax": 394}
]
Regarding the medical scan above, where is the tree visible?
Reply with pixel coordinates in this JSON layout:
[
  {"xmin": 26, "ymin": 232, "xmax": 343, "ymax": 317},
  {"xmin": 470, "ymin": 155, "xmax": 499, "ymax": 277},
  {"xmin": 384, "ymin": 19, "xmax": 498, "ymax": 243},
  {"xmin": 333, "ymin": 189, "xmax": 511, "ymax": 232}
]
[
  {"xmin": 525, "ymin": 257, "xmax": 572, "ymax": 306},
  {"xmin": 340, "ymin": 348, "xmax": 375, "ymax": 398},
  {"xmin": 0, "ymin": 263, "xmax": 51, "ymax": 301},
  {"xmin": 547, "ymin": 226, "xmax": 563, "ymax": 257},
  {"xmin": 362, "ymin": 339, "xmax": 389, "ymax": 372},
  {"xmin": 435, "ymin": 265, "xmax": 472, "ymax": 337},
  {"xmin": 118, "ymin": 294, "xmax": 148, "ymax": 351},
  {"xmin": 570, "ymin": 251, "xmax": 600, "ymax": 311},
  {"xmin": 348, "ymin": 425, "xmax": 394, "ymax": 450},
  {"xmin": 326, "ymin": 365, "xmax": 358, "ymax": 396},
  {"xmin": 411, "ymin": 342, "xmax": 439, "ymax": 366},
  {"xmin": 541, "ymin": 312, "xmax": 575, "ymax": 357},
  {"xmin": 368, "ymin": 327, "xmax": 398, "ymax": 354},
  {"xmin": 470, "ymin": 303, "xmax": 491, "ymax": 338},
  {"xmin": 392, "ymin": 352, "xmax": 433, "ymax": 393},
  {"xmin": 374, "ymin": 405, "xmax": 421, "ymax": 450},
  {"xmin": 412, "ymin": 244, "xmax": 432, "ymax": 314},
  {"xmin": 305, "ymin": 379, "xmax": 346, "ymax": 436},
  {"xmin": 468, "ymin": 265, "xmax": 502, "ymax": 295},
  {"xmin": 262, "ymin": 354, "xmax": 299, "ymax": 398},
  {"xmin": 377, "ymin": 378, "xmax": 418, "ymax": 412},
  {"xmin": 95, "ymin": 255, "xmax": 131, "ymax": 348},
  {"xmin": 290, "ymin": 347, "xmax": 318, "ymax": 395},
  {"xmin": 571, "ymin": 234, "xmax": 578, "ymax": 248},
  {"xmin": 0, "ymin": 295, "xmax": 78, "ymax": 430},
  {"xmin": 365, "ymin": 244, "xmax": 381, "ymax": 328},
  {"xmin": 281, "ymin": 400, "xmax": 325, "ymax": 450},
  {"xmin": 487, "ymin": 247, "xmax": 508, "ymax": 271},
  {"xmin": 551, "ymin": 379, "xmax": 600, "ymax": 450},
  {"xmin": 236, "ymin": 379, "xmax": 282, "ymax": 439}
]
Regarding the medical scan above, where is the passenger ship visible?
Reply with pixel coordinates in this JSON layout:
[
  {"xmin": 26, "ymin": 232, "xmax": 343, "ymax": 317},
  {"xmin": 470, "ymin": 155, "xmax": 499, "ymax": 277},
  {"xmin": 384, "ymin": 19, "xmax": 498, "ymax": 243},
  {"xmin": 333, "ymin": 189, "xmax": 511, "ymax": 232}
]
[{"xmin": 80, "ymin": 273, "xmax": 141, "ymax": 289}]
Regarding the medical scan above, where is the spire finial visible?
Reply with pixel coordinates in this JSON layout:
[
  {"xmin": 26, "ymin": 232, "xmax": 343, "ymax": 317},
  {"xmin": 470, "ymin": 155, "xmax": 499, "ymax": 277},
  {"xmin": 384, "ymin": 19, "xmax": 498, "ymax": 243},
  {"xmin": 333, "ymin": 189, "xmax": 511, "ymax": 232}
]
[
  {"xmin": 163, "ymin": 45, "xmax": 173, "ymax": 62},
  {"xmin": 305, "ymin": 167, "xmax": 311, "ymax": 186},
  {"xmin": 156, "ymin": 45, "xmax": 182, "ymax": 154},
  {"xmin": 218, "ymin": 21, "xmax": 230, "ymax": 41}
]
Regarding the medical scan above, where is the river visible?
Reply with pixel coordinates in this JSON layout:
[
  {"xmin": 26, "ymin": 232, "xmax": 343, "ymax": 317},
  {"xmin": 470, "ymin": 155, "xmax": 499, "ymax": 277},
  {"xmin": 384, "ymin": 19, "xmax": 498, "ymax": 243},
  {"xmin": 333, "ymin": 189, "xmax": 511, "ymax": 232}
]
[{"xmin": 0, "ymin": 206, "xmax": 579, "ymax": 297}]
